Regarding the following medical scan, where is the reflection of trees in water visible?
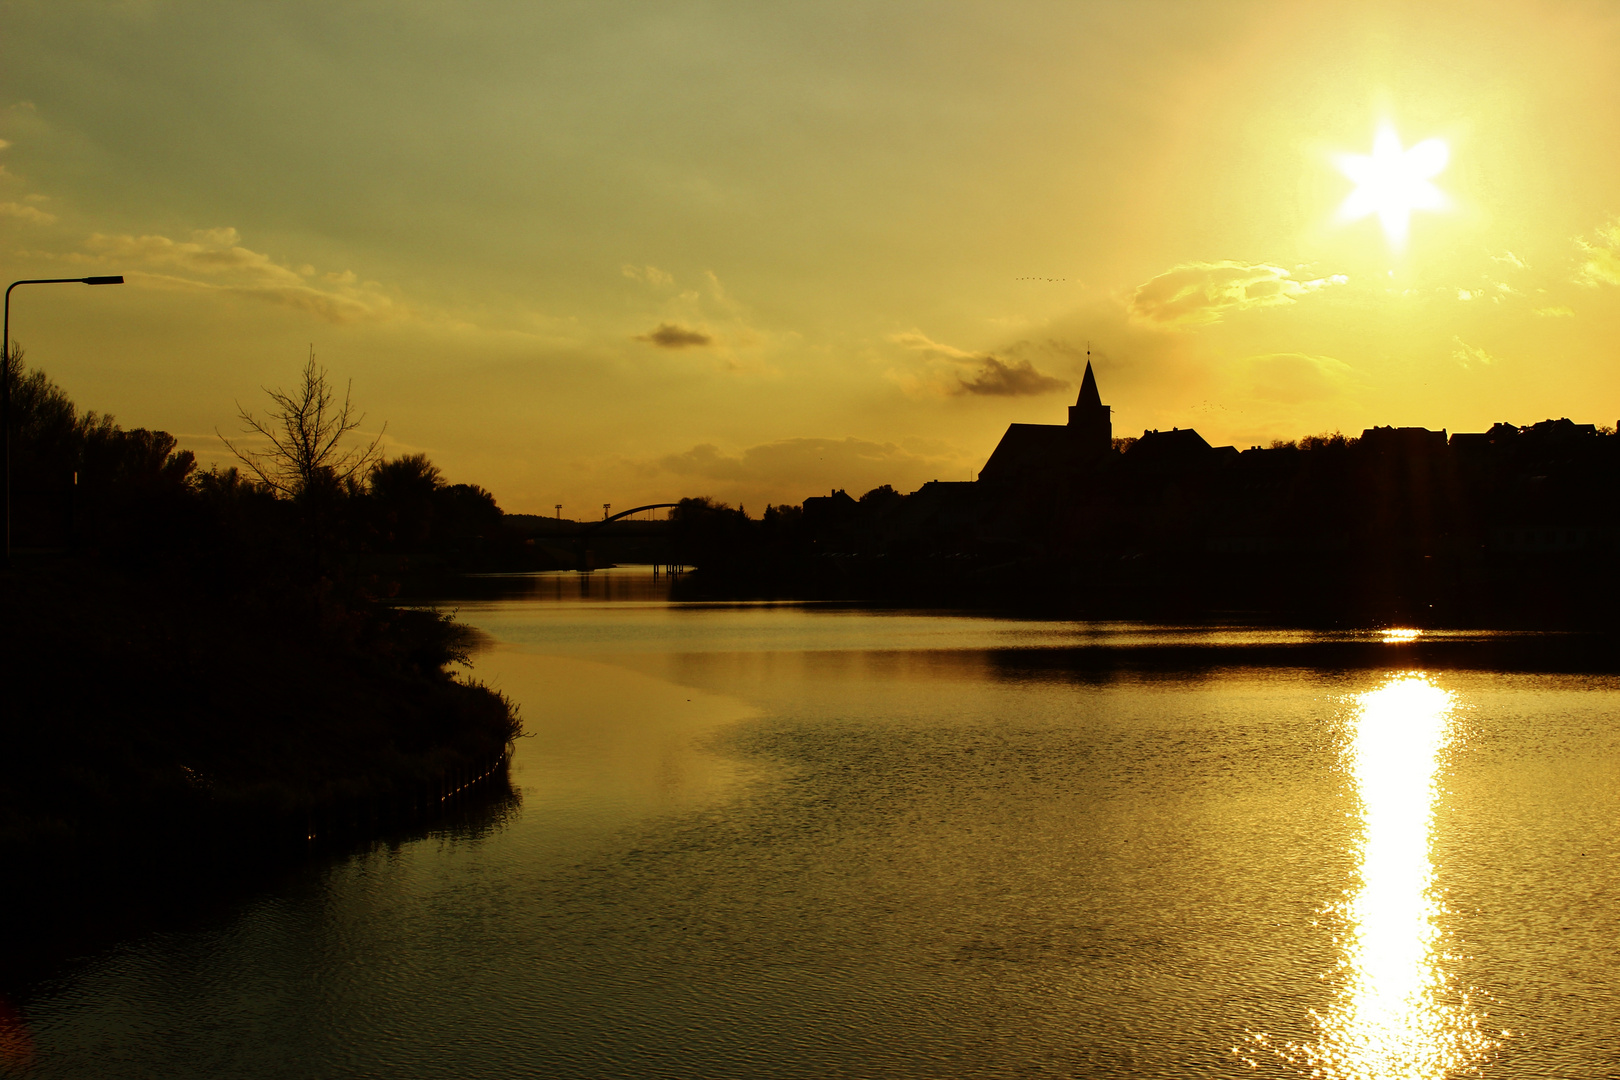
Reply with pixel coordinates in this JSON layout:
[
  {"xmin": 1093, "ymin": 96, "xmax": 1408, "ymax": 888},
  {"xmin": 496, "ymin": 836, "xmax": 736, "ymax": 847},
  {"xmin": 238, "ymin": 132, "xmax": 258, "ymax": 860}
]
[
  {"xmin": 410, "ymin": 568, "xmax": 679, "ymax": 604},
  {"xmin": 0, "ymin": 771, "xmax": 524, "ymax": 994},
  {"xmin": 983, "ymin": 636, "xmax": 1620, "ymax": 684},
  {"xmin": 362, "ymin": 771, "xmax": 523, "ymax": 849}
]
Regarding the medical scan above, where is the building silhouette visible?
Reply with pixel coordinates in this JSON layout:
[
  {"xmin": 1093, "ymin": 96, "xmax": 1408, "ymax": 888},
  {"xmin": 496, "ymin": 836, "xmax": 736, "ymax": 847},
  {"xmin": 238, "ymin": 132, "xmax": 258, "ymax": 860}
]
[
  {"xmin": 665, "ymin": 357, "xmax": 1620, "ymax": 624},
  {"xmin": 979, "ymin": 360, "xmax": 1112, "ymax": 483}
]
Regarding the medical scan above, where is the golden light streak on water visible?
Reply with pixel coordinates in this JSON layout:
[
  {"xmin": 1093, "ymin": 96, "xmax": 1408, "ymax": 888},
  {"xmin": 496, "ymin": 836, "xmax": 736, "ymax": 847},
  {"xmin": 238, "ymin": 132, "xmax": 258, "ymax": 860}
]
[
  {"xmin": 1381, "ymin": 628, "xmax": 1422, "ymax": 643},
  {"xmin": 1299, "ymin": 673, "xmax": 1496, "ymax": 1079}
]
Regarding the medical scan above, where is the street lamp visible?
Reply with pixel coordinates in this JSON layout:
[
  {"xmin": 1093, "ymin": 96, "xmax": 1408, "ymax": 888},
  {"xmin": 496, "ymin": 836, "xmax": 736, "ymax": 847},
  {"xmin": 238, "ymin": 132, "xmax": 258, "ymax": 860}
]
[{"xmin": 4, "ymin": 275, "xmax": 125, "ymax": 566}]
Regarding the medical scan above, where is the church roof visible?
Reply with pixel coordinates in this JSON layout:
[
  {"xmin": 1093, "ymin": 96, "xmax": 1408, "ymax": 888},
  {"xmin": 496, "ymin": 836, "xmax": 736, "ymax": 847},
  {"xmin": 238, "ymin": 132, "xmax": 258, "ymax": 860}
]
[{"xmin": 979, "ymin": 423, "xmax": 1073, "ymax": 482}]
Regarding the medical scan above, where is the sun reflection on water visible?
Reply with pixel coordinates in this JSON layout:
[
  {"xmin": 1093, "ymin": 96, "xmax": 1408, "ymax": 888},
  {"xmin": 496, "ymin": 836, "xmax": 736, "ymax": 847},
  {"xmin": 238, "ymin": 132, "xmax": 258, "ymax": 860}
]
[{"xmin": 1300, "ymin": 673, "xmax": 1496, "ymax": 1079}]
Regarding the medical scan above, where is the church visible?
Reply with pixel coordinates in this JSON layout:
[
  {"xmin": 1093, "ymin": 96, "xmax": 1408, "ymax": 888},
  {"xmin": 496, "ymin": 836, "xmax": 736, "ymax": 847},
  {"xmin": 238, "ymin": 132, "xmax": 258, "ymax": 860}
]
[{"xmin": 978, "ymin": 360, "xmax": 1113, "ymax": 483}]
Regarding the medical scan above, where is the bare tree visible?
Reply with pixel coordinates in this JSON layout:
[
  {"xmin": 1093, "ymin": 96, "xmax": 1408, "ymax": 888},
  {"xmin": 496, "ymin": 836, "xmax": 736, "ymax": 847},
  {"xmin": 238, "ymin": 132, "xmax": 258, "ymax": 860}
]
[{"xmin": 220, "ymin": 348, "xmax": 385, "ymax": 498}]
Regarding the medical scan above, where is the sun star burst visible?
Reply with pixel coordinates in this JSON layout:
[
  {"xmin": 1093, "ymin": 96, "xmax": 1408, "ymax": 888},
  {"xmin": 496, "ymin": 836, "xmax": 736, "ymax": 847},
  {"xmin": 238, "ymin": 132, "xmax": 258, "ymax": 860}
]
[{"xmin": 1336, "ymin": 125, "xmax": 1450, "ymax": 250}]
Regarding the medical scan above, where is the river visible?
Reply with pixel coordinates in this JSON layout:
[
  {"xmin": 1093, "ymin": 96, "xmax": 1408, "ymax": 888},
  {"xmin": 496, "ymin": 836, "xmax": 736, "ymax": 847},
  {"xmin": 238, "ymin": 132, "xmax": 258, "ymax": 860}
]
[{"xmin": 4, "ymin": 568, "xmax": 1619, "ymax": 1078}]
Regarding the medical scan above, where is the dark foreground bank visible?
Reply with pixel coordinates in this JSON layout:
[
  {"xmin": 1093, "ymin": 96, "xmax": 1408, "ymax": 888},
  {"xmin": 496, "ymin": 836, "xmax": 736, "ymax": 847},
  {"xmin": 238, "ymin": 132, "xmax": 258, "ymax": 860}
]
[
  {"xmin": 0, "ymin": 555, "xmax": 519, "ymax": 896},
  {"xmin": 1, "ymin": 349, "xmax": 527, "ymax": 908}
]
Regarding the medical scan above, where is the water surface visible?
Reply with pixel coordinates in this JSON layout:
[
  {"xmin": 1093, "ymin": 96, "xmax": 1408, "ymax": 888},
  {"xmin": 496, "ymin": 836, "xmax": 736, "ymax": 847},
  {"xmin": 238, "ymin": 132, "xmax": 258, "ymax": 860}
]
[{"xmin": 6, "ymin": 569, "xmax": 1619, "ymax": 1078}]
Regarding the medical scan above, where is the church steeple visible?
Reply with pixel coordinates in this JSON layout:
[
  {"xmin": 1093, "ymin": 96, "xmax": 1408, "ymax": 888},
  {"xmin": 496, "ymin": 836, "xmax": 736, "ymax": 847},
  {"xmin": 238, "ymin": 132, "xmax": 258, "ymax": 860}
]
[
  {"xmin": 1066, "ymin": 354, "xmax": 1111, "ymax": 458},
  {"xmin": 1075, "ymin": 360, "xmax": 1102, "ymax": 411}
]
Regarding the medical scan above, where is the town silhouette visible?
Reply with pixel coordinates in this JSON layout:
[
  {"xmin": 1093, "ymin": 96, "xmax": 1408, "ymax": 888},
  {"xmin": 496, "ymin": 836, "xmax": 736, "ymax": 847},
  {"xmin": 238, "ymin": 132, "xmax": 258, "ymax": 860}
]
[{"xmin": 665, "ymin": 362, "xmax": 1620, "ymax": 628}]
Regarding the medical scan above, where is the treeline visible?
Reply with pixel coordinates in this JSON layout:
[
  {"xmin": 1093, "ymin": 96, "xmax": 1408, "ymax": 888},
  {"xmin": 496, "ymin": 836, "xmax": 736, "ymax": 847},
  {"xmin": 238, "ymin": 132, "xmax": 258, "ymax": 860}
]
[
  {"xmin": 2, "ymin": 351, "xmax": 521, "ymax": 875},
  {"xmin": 9, "ymin": 348, "xmax": 556, "ymax": 602},
  {"xmin": 664, "ymin": 486, "xmax": 923, "ymax": 600}
]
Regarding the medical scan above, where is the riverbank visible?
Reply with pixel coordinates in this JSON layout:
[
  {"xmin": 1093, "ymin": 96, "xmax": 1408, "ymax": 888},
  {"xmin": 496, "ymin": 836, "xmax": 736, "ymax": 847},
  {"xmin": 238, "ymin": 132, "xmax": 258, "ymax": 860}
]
[{"xmin": 0, "ymin": 555, "xmax": 520, "ymax": 883}]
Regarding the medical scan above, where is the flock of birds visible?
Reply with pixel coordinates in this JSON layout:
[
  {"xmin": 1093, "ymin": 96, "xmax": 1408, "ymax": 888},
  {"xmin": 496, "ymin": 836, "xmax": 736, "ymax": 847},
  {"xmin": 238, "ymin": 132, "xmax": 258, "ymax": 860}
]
[{"xmin": 1014, "ymin": 276, "xmax": 1069, "ymax": 281}]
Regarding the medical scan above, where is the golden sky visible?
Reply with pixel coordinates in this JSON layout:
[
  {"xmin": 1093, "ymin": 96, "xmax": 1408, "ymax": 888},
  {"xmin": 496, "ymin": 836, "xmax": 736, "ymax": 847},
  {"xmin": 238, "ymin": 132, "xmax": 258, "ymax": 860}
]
[{"xmin": 4, "ymin": 1, "xmax": 1620, "ymax": 514}]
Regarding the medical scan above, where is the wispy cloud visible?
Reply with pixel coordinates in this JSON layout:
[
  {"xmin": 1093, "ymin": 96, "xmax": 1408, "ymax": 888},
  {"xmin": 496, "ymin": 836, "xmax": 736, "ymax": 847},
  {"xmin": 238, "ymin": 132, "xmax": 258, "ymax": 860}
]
[
  {"xmin": 1575, "ymin": 218, "xmax": 1620, "ymax": 287},
  {"xmin": 1451, "ymin": 337, "xmax": 1496, "ymax": 367},
  {"xmin": 1238, "ymin": 352, "xmax": 1357, "ymax": 404},
  {"xmin": 87, "ymin": 228, "xmax": 294, "ymax": 278},
  {"xmin": 622, "ymin": 264, "xmax": 674, "ymax": 287},
  {"xmin": 1129, "ymin": 261, "xmax": 1347, "ymax": 327},
  {"xmin": 0, "ymin": 201, "xmax": 55, "ymax": 225},
  {"xmin": 623, "ymin": 269, "xmax": 788, "ymax": 372},
  {"xmin": 888, "ymin": 329, "xmax": 1068, "ymax": 397},
  {"xmin": 58, "ymin": 227, "xmax": 402, "ymax": 323},
  {"xmin": 889, "ymin": 330, "xmax": 975, "ymax": 361},
  {"xmin": 635, "ymin": 322, "xmax": 711, "ymax": 348},
  {"xmin": 953, "ymin": 356, "xmax": 1069, "ymax": 397}
]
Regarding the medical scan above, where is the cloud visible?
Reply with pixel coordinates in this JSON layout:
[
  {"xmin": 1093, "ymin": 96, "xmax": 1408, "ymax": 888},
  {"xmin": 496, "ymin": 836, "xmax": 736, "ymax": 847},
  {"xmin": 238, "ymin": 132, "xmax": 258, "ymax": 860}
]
[
  {"xmin": 59, "ymin": 227, "xmax": 401, "ymax": 323},
  {"xmin": 656, "ymin": 436, "xmax": 961, "ymax": 502},
  {"xmin": 622, "ymin": 264, "xmax": 674, "ymax": 287},
  {"xmin": 1128, "ymin": 261, "xmax": 1347, "ymax": 327},
  {"xmin": 888, "ymin": 329, "xmax": 1068, "ymax": 397},
  {"xmin": 82, "ymin": 228, "xmax": 305, "ymax": 284},
  {"xmin": 0, "ymin": 201, "xmax": 55, "ymax": 225},
  {"xmin": 1534, "ymin": 305, "xmax": 1574, "ymax": 318},
  {"xmin": 1491, "ymin": 251, "xmax": 1528, "ymax": 269},
  {"xmin": 1576, "ymin": 219, "xmax": 1620, "ymax": 286},
  {"xmin": 1238, "ymin": 353, "xmax": 1357, "ymax": 404},
  {"xmin": 1451, "ymin": 337, "xmax": 1496, "ymax": 367},
  {"xmin": 889, "ymin": 330, "xmax": 975, "ymax": 361},
  {"xmin": 621, "ymin": 270, "xmax": 784, "ymax": 373},
  {"xmin": 129, "ymin": 271, "xmax": 390, "ymax": 323},
  {"xmin": 635, "ymin": 322, "xmax": 711, "ymax": 348},
  {"xmin": 952, "ymin": 355, "xmax": 1069, "ymax": 396}
]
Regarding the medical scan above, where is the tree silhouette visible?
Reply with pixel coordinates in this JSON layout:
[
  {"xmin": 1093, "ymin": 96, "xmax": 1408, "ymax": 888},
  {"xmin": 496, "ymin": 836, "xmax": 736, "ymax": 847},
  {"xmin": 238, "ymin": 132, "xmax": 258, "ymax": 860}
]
[
  {"xmin": 220, "ymin": 348, "xmax": 384, "ymax": 498},
  {"xmin": 369, "ymin": 452, "xmax": 442, "ymax": 503}
]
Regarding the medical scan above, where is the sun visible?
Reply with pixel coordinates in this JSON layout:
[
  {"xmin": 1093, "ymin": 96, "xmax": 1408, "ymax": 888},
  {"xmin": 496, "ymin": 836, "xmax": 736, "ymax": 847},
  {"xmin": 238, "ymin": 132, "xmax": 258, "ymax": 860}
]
[{"xmin": 1335, "ymin": 124, "xmax": 1450, "ymax": 250}]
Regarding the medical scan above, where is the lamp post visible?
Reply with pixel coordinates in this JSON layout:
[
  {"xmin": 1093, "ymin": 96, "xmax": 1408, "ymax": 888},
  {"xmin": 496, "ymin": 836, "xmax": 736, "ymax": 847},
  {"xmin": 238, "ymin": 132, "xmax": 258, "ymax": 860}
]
[{"xmin": 4, "ymin": 275, "xmax": 124, "ymax": 567}]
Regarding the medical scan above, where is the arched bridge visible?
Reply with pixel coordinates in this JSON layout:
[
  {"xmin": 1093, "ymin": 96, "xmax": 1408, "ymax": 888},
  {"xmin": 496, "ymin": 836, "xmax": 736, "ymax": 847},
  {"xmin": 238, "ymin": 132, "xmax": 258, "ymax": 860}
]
[
  {"xmin": 579, "ymin": 503, "xmax": 681, "ymax": 533},
  {"xmin": 573, "ymin": 503, "xmax": 681, "ymax": 572}
]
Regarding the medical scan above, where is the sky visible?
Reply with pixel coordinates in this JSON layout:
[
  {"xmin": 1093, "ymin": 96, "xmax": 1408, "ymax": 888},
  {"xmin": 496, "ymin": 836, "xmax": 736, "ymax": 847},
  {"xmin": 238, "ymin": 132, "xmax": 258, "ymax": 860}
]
[{"xmin": 4, "ymin": 1, "xmax": 1620, "ymax": 515}]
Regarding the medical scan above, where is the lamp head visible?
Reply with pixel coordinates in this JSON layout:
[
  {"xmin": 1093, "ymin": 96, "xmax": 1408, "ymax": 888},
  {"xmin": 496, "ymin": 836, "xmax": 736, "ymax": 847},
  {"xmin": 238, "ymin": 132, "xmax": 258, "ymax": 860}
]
[{"xmin": 82, "ymin": 276, "xmax": 124, "ymax": 285}]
